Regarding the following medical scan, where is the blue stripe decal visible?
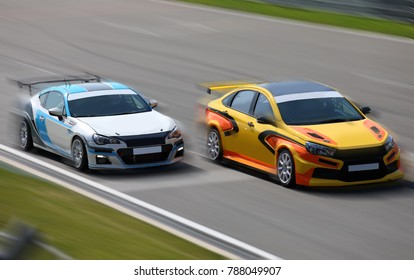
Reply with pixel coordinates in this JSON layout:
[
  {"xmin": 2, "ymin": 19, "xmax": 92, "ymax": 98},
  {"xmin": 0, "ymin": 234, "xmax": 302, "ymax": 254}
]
[
  {"xmin": 35, "ymin": 111, "xmax": 52, "ymax": 144},
  {"xmin": 108, "ymin": 82, "xmax": 129, "ymax": 90}
]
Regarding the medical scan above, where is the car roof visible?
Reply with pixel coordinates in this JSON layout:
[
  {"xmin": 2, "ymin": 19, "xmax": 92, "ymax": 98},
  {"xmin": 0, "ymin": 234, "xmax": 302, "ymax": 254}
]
[
  {"xmin": 260, "ymin": 81, "xmax": 335, "ymax": 96},
  {"xmin": 39, "ymin": 82, "xmax": 130, "ymax": 95},
  {"xmin": 62, "ymin": 82, "xmax": 129, "ymax": 94}
]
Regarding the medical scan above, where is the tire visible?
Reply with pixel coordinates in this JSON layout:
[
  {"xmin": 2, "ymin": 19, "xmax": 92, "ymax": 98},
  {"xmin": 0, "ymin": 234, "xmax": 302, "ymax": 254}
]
[
  {"xmin": 71, "ymin": 137, "xmax": 88, "ymax": 170},
  {"xmin": 277, "ymin": 149, "xmax": 295, "ymax": 187},
  {"xmin": 19, "ymin": 119, "xmax": 33, "ymax": 151},
  {"xmin": 206, "ymin": 128, "xmax": 222, "ymax": 161}
]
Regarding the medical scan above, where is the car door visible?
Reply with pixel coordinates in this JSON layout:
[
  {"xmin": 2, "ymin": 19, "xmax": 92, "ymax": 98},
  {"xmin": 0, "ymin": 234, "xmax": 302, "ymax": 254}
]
[
  {"xmin": 35, "ymin": 91, "xmax": 53, "ymax": 146},
  {"xmin": 37, "ymin": 91, "xmax": 73, "ymax": 155},
  {"xmin": 222, "ymin": 90, "xmax": 259, "ymax": 160},
  {"xmin": 247, "ymin": 93, "xmax": 278, "ymax": 171}
]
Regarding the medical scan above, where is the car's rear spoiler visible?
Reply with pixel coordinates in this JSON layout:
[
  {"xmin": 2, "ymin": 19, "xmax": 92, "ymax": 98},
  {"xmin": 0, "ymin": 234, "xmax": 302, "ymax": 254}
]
[
  {"xmin": 16, "ymin": 74, "xmax": 101, "ymax": 95},
  {"xmin": 199, "ymin": 80, "xmax": 261, "ymax": 95}
]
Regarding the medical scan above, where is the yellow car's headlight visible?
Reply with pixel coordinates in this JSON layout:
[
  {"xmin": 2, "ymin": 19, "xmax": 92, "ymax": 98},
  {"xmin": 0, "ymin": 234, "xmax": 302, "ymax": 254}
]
[
  {"xmin": 384, "ymin": 135, "xmax": 395, "ymax": 152},
  {"xmin": 306, "ymin": 141, "xmax": 336, "ymax": 157}
]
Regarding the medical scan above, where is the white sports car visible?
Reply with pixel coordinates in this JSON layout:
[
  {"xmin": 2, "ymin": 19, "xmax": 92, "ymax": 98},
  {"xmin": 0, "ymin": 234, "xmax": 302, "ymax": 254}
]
[{"xmin": 15, "ymin": 75, "xmax": 184, "ymax": 170}]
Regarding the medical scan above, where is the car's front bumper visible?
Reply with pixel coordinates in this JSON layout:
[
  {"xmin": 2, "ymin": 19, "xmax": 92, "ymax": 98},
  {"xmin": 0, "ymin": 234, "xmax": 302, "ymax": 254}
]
[
  {"xmin": 293, "ymin": 144, "xmax": 403, "ymax": 187},
  {"xmin": 85, "ymin": 139, "xmax": 184, "ymax": 170}
]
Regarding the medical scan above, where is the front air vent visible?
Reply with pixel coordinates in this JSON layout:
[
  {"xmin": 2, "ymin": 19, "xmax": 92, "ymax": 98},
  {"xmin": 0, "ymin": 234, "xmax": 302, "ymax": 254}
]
[
  {"xmin": 307, "ymin": 132, "xmax": 324, "ymax": 140},
  {"xmin": 318, "ymin": 158, "xmax": 338, "ymax": 167},
  {"xmin": 386, "ymin": 151, "xmax": 396, "ymax": 162},
  {"xmin": 370, "ymin": 126, "xmax": 380, "ymax": 134}
]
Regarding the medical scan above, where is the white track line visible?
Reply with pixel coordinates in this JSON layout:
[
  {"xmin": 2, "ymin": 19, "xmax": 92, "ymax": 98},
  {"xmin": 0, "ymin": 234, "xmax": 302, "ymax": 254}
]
[
  {"xmin": 95, "ymin": 20, "xmax": 160, "ymax": 37},
  {"xmin": 159, "ymin": 16, "xmax": 219, "ymax": 32},
  {"xmin": 357, "ymin": 74, "xmax": 414, "ymax": 90},
  {"xmin": 0, "ymin": 144, "xmax": 281, "ymax": 260},
  {"xmin": 150, "ymin": 0, "xmax": 414, "ymax": 45},
  {"xmin": 0, "ymin": 56, "xmax": 57, "ymax": 75}
]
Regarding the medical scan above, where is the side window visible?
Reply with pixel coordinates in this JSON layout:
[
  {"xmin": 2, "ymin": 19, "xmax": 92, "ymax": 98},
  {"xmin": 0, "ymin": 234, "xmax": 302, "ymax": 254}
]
[
  {"xmin": 222, "ymin": 93, "xmax": 235, "ymax": 106},
  {"xmin": 39, "ymin": 93, "xmax": 48, "ymax": 108},
  {"xmin": 254, "ymin": 94, "xmax": 275, "ymax": 121},
  {"xmin": 45, "ymin": 91, "xmax": 64, "ymax": 111},
  {"xmin": 230, "ymin": 90, "xmax": 256, "ymax": 114}
]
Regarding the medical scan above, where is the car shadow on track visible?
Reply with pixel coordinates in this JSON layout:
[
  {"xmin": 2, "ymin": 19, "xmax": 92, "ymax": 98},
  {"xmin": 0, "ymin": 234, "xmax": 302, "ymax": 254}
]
[
  {"xmin": 86, "ymin": 161, "xmax": 205, "ymax": 181},
  {"xmin": 24, "ymin": 145, "xmax": 414, "ymax": 196},
  {"xmin": 26, "ymin": 145, "xmax": 204, "ymax": 180},
  {"xmin": 30, "ymin": 147, "xmax": 74, "ymax": 167},
  {"xmin": 298, "ymin": 180, "xmax": 413, "ymax": 197},
  {"xmin": 206, "ymin": 157, "xmax": 414, "ymax": 196}
]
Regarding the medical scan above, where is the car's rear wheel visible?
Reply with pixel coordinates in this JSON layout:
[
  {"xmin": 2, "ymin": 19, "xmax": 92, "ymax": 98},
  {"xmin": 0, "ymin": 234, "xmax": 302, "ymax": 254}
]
[
  {"xmin": 206, "ymin": 128, "xmax": 222, "ymax": 161},
  {"xmin": 72, "ymin": 137, "xmax": 88, "ymax": 170},
  {"xmin": 277, "ymin": 149, "xmax": 295, "ymax": 187},
  {"xmin": 19, "ymin": 119, "xmax": 33, "ymax": 151}
]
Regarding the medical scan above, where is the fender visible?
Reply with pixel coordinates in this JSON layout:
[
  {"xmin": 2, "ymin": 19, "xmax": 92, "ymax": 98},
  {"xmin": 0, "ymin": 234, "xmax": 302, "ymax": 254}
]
[
  {"xmin": 258, "ymin": 130, "xmax": 304, "ymax": 155},
  {"xmin": 206, "ymin": 108, "xmax": 239, "ymax": 136}
]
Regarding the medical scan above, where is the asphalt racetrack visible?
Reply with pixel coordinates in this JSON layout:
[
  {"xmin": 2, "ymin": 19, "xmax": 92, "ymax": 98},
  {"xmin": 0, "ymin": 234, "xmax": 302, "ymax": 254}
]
[{"xmin": 0, "ymin": 0, "xmax": 413, "ymax": 259}]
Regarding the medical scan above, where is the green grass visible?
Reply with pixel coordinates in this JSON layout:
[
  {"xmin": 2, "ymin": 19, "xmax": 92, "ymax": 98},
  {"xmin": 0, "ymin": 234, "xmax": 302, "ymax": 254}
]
[
  {"xmin": 0, "ymin": 166, "xmax": 225, "ymax": 259},
  {"xmin": 179, "ymin": 0, "xmax": 414, "ymax": 39}
]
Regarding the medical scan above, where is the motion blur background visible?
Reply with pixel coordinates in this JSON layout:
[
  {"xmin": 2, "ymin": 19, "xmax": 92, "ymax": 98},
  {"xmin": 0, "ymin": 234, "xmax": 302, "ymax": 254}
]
[
  {"xmin": 263, "ymin": 0, "xmax": 413, "ymax": 23},
  {"xmin": 0, "ymin": 0, "xmax": 413, "ymax": 259}
]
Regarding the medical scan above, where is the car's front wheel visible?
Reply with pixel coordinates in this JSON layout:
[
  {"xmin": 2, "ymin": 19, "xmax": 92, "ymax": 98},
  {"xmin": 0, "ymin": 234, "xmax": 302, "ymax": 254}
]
[
  {"xmin": 206, "ymin": 128, "xmax": 222, "ymax": 161},
  {"xmin": 277, "ymin": 149, "xmax": 295, "ymax": 187},
  {"xmin": 19, "ymin": 119, "xmax": 33, "ymax": 151},
  {"xmin": 72, "ymin": 137, "xmax": 88, "ymax": 170}
]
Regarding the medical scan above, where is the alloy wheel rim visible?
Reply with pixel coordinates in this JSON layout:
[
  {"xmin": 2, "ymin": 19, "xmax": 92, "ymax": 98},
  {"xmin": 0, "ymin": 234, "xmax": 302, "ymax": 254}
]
[
  {"xmin": 278, "ymin": 152, "xmax": 292, "ymax": 184},
  {"xmin": 207, "ymin": 131, "xmax": 220, "ymax": 160},
  {"xmin": 19, "ymin": 122, "xmax": 28, "ymax": 147},
  {"xmin": 72, "ymin": 140, "xmax": 83, "ymax": 167}
]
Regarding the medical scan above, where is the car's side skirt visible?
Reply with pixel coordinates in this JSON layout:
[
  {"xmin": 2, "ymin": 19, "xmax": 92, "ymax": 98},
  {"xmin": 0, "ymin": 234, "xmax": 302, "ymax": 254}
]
[{"xmin": 223, "ymin": 150, "xmax": 276, "ymax": 175}]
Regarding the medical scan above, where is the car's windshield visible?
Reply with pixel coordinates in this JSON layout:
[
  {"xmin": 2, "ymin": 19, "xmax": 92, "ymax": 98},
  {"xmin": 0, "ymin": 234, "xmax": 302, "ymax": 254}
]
[
  {"xmin": 277, "ymin": 97, "xmax": 364, "ymax": 125},
  {"xmin": 68, "ymin": 93, "xmax": 151, "ymax": 117}
]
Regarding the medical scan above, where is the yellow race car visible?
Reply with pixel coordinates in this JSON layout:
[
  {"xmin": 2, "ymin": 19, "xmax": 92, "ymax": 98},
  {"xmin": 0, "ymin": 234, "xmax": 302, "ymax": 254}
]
[{"xmin": 204, "ymin": 80, "xmax": 403, "ymax": 187}]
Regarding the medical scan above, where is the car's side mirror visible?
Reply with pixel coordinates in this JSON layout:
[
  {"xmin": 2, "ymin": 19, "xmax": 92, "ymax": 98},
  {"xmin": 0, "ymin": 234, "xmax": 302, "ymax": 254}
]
[
  {"xmin": 49, "ymin": 107, "xmax": 63, "ymax": 121},
  {"xmin": 257, "ymin": 116, "xmax": 275, "ymax": 126},
  {"xmin": 360, "ymin": 106, "xmax": 371, "ymax": 115},
  {"xmin": 149, "ymin": 99, "xmax": 158, "ymax": 108}
]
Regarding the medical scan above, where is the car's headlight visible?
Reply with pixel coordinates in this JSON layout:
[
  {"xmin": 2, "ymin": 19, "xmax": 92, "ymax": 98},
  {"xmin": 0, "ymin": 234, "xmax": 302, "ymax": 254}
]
[
  {"xmin": 384, "ymin": 135, "xmax": 395, "ymax": 152},
  {"xmin": 166, "ymin": 126, "xmax": 182, "ymax": 140},
  {"xmin": 93, "ymin": 134, "xmax": 120, "ymax": 145},
  {"xmin": 306, "ymin": 142, "xmax": 336, "ymax": 157}
]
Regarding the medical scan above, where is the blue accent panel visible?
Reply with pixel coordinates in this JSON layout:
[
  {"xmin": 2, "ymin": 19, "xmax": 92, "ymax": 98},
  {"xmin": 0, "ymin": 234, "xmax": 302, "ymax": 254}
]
[
  {"xmin": 65, "ymin": 85, "xmax": 88, "ymax": 94},
  {"xmin": 108, "ymin": 82, "xmax": 129, "ymax": 90},
  {"xmin": 35, "ymin": 110, "xmax": 52, "ymax": 144},
  {"xmin": 64, "ymin": 98, "xmax": 71, "ymax": 117}
]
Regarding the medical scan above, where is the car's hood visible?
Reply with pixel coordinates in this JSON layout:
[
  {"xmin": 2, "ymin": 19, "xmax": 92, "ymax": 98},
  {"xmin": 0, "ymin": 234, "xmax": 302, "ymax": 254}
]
[
  {"xmin": 290, "ymin": 119, "xmax": 388, "ymax": 149},
  {"xmin": 77, "ymin": 110, "xmax": 175, "ymax": 136}
]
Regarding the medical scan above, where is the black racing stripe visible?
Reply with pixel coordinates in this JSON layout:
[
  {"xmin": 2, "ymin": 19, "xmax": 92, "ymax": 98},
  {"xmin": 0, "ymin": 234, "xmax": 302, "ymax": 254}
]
[
  {"xmin": 261, "ymin": 81, "xmax": 334, "ymax": 96},
  {"xmin": 208, "ymin": 107, "xmax": 239, "ymax": 136},
  {"xmin": 258, "ymin": 130, "xmax": 305, "ymax": 155},
  {"xmin": 78, "ymin": 83, "xmax": 113, "ymax": 92}
]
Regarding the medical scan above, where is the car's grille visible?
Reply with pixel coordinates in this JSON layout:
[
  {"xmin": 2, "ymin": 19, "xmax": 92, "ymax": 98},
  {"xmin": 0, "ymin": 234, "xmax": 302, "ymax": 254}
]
[
  {"xmin": 117, "ymin": 144, "xmax": 172, "ymax": 165},
  {"xmin": 313, "ymin": 158, "xmax": 398, "ymax": 182},
  {"xmin": 311, "ymin": 145, "xmax": 395, "ymax": 182},
  {"xmin": 334, "ymin": 145, "xmax": 387, "ymax": 160},
  {"xmin": 115, "ymin": 131, "xmax": 170, "ymax": 147}
]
